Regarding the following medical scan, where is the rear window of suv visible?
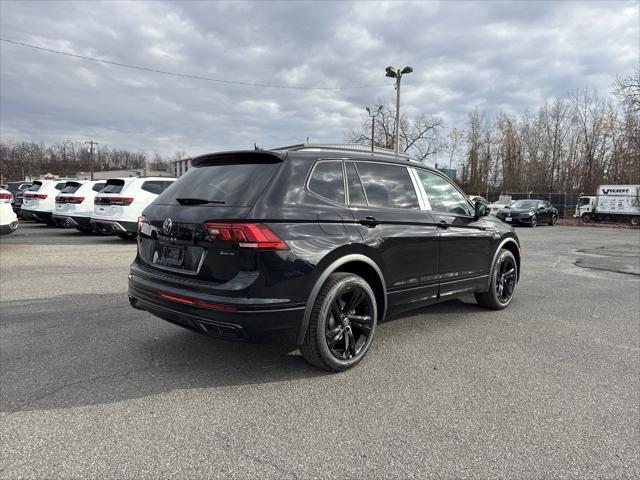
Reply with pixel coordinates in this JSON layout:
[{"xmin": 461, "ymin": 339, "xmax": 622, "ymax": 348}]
[
  {"xmin": 61, "ymin": 182, "xmax": 82, "ymax": 194},
  {"xmin": 100, "ymin": 179, "xmax": 125, "ymax": 194},
  {"xmin": 155, "ymin": 159, "xmax": 280, "ymax": 206}
]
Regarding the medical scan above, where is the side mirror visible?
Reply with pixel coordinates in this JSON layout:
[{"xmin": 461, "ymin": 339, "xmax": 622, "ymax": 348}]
[
  {"xmin": 474, "ymin": 201, "xmax": 488, "ymax": 218},
  {"xmin": 538, "ymin": 206, "xmax": 545, "ymax": 211}
]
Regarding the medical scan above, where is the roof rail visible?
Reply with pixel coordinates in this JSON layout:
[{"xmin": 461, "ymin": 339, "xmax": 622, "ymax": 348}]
[{"xmin": 272, "ymin": 143, "xmax": 419, "ymax": 162}]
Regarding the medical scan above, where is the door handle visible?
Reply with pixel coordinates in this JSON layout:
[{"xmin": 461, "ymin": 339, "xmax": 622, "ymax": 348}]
[
  {"xmin": 359, "ymin": 216, "xmax": 378, "ymax": 228},
  {"xmin": 437, "ymin": 220, "xmax": 449, "ymax": 229}
]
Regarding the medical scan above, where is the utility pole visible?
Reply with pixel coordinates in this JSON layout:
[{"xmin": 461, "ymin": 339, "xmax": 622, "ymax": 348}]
[
  {"xmin": 385, "ymin": 66, "xmax": 413, "ymax": 156},
  {"xmin": 84, "ymin": 141, "xmax": 98, "ymax": 180},
  {"xmin": 365, "ymin": 106, "xmax": 383, "ymax": 152}
]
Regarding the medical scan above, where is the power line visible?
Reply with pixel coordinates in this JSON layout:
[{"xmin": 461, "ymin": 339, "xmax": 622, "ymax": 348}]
[{"xmin": 0, "ymin": 38, "xmax": 389, "ymax": 91}]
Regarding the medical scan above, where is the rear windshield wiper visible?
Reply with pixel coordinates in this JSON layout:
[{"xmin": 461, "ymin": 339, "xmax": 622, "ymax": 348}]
[{"xmin": 176, "ymin": 197, "xmax": 226, "ymax": 205}]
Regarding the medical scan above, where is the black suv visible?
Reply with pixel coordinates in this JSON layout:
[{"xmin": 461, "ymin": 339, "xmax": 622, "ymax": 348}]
[{"xmin": 128, "ymin": 145, "xmax": 521, "ymax": 371}]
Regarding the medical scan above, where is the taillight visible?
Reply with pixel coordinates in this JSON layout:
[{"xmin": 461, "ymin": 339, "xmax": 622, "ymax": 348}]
[
  {"xmin": 95, "ymin": 197, "xmax": 134, "ymax": 206},
  {"xmin": 0, "ymin": 192, "xmax": 12, "ymax": 201},
  {"xmin": 202, "ymin": 223, "xmax": 288, "ymax": 250},
  {"xmin": 28, "ymin": 194, "xmax": 48, "ymax": 200},
  {"xmin": 56, "ymin": 196, "xmax": 85, "ymax": 204}
]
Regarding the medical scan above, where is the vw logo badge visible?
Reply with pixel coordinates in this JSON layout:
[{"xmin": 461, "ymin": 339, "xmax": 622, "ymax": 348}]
[{"xmin": 163, "ymin": 217, "xmax": 173, "ymax": 235}]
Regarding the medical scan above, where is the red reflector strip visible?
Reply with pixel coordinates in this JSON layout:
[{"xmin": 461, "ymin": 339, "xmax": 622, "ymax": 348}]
[
  {"xmin": 158, "ymin": 292, "xmax": 237, "ymax": 311},
  {"xmin": 0, "ymin": 192, "xmax": 12, "ymax": 200}
]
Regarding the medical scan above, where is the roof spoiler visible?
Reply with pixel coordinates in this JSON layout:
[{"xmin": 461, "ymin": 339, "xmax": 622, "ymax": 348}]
[{"xmin": 191, "ymin": 150, "xmax": 286, "ymax": 167}]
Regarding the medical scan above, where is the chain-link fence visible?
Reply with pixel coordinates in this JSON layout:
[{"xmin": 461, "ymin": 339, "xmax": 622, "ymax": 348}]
[{"xmin": 469, "ymin": 192, "xmax": 580, "ymax": 218}]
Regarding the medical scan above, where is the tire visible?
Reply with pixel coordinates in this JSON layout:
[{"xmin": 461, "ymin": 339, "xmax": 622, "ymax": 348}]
[
  {"xmin": 530, "ymin": 215, "xmax": 537, "ymax": 228},
  {"xmin": 76, "ymin": 226, "xmax": 93, "ymax": 234},
  {"xmin": 549, "ymin": 214, "xmax": 557, "ymax": 226},
  {"xmin": 631, "ymin": 217, "xmax": 639, "ymax": 226},
  {"xmin": 475, "ymin": 249, "xmax": 517, "ymax": 310},
  {"xmin": 581, "ymin": 213, "xmax": 591, "ymax": 223},
  {"xmin": 300, "ymin": 272, "xmax": 377, "ymax": 372},
  {"xmin": 116, "ymin": 232, "xmax": 137, "ymax": 240}
]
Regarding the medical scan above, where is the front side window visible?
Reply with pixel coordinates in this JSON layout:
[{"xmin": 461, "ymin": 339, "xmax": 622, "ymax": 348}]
[
  {"xmin": 416, "ymin": 170, "xmax": 471, "ymax": 215},
  {"xmin": 308, "ymin": 161, "xmax": 345, "ymax": 204},
  {"xmin": 355, "ymin": 162, "xmax": 419, "ymax": 209}
]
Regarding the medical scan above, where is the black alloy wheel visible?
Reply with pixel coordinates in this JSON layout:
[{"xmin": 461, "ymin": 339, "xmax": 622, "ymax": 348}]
[
  {"xmin": 495, "ymin": 254, "xmax": 517, "ymax": 304},
  {"xmin": 530, "ymin": 215, "xmax": 537, "ymax": 228},
  {"xmin": 475, "ymin": 248, "xmax": 518, "ymax": 310},
  {"xmin": 301, "ymin": 272, "xmax": 377, "ymax": 372},
  {"xmin": 325, "ymin": 285, "xmax": 375, "ymax": 361},
  {"xmin": 549, "ymin": 213, "xmax": 558, "ymax": 226}
]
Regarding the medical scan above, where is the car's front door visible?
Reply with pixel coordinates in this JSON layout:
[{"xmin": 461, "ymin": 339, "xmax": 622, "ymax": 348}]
[
  {"xmin": 413, "ymin": 168, "xmax": 494, "ymax": 297},
  {"xmin": 347, "ymin": 161, "xmax": 440, "ymax": 313}
]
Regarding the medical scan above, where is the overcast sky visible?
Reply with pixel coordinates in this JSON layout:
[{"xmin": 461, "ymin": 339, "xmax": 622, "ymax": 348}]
[{"xmin": 1, "ymin": 0, "xmax": 638, "ymax": 160}]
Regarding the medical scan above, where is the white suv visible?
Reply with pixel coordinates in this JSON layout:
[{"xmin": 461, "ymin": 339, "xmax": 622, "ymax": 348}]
[
  {"xmin": 91, "ymin": 177, "xmax": 176, "ymax": 239},
  {"xmin": 21, "ymin": 180, "xmax": 69, "ymax": 224},
  {"xmin": 0, "ymin": 188, "xmax": 19, "ymax": 235},
  {"xmin": 53, "ymin": 180, "xmax": 107, "ymax": 233}
]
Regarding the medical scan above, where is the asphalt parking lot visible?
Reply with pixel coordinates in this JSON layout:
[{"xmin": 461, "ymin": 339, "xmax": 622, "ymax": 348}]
[{"xmin": 1, "ymin": 222, "xmax": 639, "ymax": 479}]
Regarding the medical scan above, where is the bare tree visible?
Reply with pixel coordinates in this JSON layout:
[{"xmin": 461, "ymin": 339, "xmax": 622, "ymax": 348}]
[{"xmin": 346, "ymin": 103, "xmax": 444, "ymax": 162}]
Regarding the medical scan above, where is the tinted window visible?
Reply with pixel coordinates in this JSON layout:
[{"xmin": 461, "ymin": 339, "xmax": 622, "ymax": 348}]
[
  {"xmin": 416, "ymin": 170, "xmax": 471, "ymax": 215},
  {"xmin": 92, "ymin": 183, "xmax": 106, "ymax": 192},
  {"xmin": 141, "ymin": 181, "xmax": 165, "ymax": 195},
  {"xmin": 101, "ymin": 180, "xmax": 125, "ymax": 194},
  {"xmin": 61, "ymin": 182, "xmax": 81, "ymax": 194},
  {"xmin": 308, "ymin": 161, "xmax": 345, "ymax": 204},
  {"xmin": 510, "ymin": 200, "xmax": 539, "ymax": 209},
  {"xmin": 346, "ymin": 162, "xmax": 367, "ymax": 206},
  {"xmin": 55, "ymin": 183, "xmax": 65, "ymax": 190},
  {"xmin": 27, "ymin": 183, "xmax": 42, "ymax": 192},
  {"xmin": 354, "ymin": 162, "xmax": 419, "ymax": 209},
  {"xmin": 155, "ymin": 160, "xmax": 280, "ymax": 206}
]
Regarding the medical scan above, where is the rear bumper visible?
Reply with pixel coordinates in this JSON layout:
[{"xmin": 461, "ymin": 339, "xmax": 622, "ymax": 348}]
[
  {"xmin": 23, "ymin": 209, "xmax": 52, "ymax": 223},
  {"xmin": 53, "ymin": 214, "xmax": 91, "ymax": 227},
  {"xmin": 128, "ymin": 269, "xmax": 304, "ymax": 345},
  {"xmin": 0, "ymin": 222, "xmax": 18, "ymax": 235},
  {"xmin": 91, "ymin": 218, "xmax": 137, "ymax": 233}
]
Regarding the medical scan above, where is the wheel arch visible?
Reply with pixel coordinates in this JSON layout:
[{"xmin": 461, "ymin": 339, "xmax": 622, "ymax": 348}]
[
  {"xmin": 297, "ymin": 254, "xmax": 387, "ymax": 345},
  {"xmin": 486, "ymin": 237, "xmax": 521, "ymax": 290}
]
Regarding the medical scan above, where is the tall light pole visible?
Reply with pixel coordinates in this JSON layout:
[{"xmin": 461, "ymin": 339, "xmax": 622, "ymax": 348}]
[
  {"xmin": 365, "ymin": 105, "xmax": 383, "ymax": 152},
  {"xmin": 84, "ymin": 140, "xmax": 98, "ymax": 180},
  {"xmin": 385, "ymin": 66, "xmax": 413, "ymax": 156}
]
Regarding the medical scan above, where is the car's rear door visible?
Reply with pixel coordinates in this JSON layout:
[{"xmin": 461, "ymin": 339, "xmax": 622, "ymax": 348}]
[
  {"xmin": 413, "ymin": 168, "xmax": 494, "ymax": 297},
  {"xmin": 347, "ymin": 161, "xmax": 440, "ymax": 312}
]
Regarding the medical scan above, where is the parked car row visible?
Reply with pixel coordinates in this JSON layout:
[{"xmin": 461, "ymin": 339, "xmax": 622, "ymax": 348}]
[{"xmin": 7, "ymin": 176, "xmax": 176, "ymax": 238}]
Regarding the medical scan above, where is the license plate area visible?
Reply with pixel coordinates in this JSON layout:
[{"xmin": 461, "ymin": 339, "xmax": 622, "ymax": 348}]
[
  {"xmin": 505, "ymin": 217, "xmax": 512, "ymax": 222},
  {"xmin": 160, "ymin": 245, "xmax": 186, "ymax": 267}
]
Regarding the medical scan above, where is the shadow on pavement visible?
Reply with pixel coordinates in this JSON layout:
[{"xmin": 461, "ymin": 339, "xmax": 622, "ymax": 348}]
[{"xmin": 1, "ymin": 291, "xmax": 480, "ymax": 413}]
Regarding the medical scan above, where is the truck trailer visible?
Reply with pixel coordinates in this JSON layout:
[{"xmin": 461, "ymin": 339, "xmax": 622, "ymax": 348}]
[{"xmin": 575, "ymin": 185, "xmax": 640, "ymax": 225}]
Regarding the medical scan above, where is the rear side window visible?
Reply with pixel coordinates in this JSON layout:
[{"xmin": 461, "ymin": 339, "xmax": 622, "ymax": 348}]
[
  {"xmin": 154, "ymin": 160, "xmax": 280, "ymax": 206},
  {"xmin": 28, "ymin": 183, "xmax": 42, "ymax": 192},
  {"xmin": 55, "ymin": 183, "xmax": 65, "ymax": 190},
  {"xmin": 345, "ymin": 162, "xmax": 367, "ymax": 206},
  {"xmin": 92, "ymin": 183, "xmax": 106, "ymax": 192},
  {"xmin": 101, "ymin": 180, "xmax": 125, "ymax": 194},
  {"xmin": 354, "ymin": 162, "xmax": 419, "ymax": 209},
  {"xmin": 308, "ymin": 161, "xmax": 345, "ymax": 204},
  {"xmin": 141, "ymin": 181, "xmax": 167, "ymax": 195}
]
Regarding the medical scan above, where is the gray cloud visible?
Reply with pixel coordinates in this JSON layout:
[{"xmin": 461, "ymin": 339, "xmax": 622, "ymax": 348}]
[{"xmin": 1, "ymin": 0, "xmax": 637, "ymax": 159}]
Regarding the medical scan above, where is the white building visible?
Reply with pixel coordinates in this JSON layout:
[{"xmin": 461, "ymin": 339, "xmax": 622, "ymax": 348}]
[{"xmin": 172, "ymin": 158, "xmax": 192, "ymax": 177}]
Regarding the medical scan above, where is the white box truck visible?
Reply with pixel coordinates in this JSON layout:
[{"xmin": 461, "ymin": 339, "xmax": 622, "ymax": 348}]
[{"xmin": 574, "ymin": 185, "xmax": 640, "ymax": 225}]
